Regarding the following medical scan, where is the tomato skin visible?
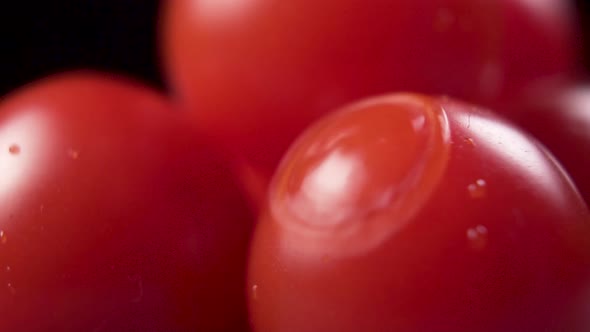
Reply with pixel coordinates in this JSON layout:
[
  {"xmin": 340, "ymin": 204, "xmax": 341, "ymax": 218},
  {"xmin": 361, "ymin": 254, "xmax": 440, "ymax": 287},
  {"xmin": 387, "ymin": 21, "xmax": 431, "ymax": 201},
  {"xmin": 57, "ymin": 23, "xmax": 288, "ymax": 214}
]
[
  {"xmin": 509, "ymin": 82, "xmax": 590, "ymax": 207},
  {"xmin": 161, "ymin": 0, "xmax": 579, "ymax": 194},
  {"xmin": 496, "ymin": 0, "xmax": 581, "ymax": 106},
  {"xmin": 247, "ymin": 94, "xmax": 590, "ymax": 332},
  {"xmin": 0, "ymin": 72, "xmax": 253, "ymax": 332}
]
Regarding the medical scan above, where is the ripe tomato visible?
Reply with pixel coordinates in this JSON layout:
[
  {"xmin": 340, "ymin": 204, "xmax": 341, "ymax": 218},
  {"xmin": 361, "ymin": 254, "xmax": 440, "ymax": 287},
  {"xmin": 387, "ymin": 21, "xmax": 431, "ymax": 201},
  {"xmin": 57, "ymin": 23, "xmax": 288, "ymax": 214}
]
[
  {"xmin": 0, "ymin": 72, "xmax": 253, "ymax": 332},
  {"xmin": 497, "ymin": 0, "xmax": 581, "ymax": 104},
  {"xmin": 510, "ymin": 81, "xmax": 590, "ymax": 206},
  {"xmin": 161, "ymin": 0, "xmax": 579, "ymax": 200},
  {"xmin": 247, "ymin": 93, "xmax": 590, "ymax": 332}
]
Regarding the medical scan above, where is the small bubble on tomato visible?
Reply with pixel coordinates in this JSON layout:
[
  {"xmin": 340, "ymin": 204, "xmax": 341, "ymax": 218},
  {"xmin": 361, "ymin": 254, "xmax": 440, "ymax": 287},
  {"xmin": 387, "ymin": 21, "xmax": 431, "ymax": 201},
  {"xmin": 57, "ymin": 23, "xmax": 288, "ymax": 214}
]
[
  {"xmin": 466, "ymin": 224, "xmax": 489, "ymax": 250},
  {"xmin": 464, "ymin": 137, "xmax": 476, "ymax": 147},
  {"xmin": 252, "ymin": 284, "xmax": 259, "ymax": 301},
  {"xmin": 7, "ymin": 283, "xmax": 16, "ymax": 295},
  {"xmin": 67, "ymin": 148, "xmax": 80, "ymax": 159},
  {"xmin": 8, "ymin": 144, "xmax": 20, "ymax": 155},
  {"xmin": 468, "ymin": 179, "xmax": 487, "ymax": 198}
]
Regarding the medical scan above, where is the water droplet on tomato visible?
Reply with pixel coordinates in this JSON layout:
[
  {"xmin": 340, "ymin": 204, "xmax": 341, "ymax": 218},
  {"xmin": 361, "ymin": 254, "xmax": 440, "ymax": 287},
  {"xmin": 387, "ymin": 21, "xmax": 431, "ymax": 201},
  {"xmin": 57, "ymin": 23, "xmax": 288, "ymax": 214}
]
[
  {"xmin": 0, "ymin": 230, "xmax": 7, "ymax": 244},
  {"xmin": 252, "ymin": 284, "xmax": 259, "ymax": 300},
  {"xmin": 464, "ymin": 137, "xmax": 476, "ymax": 147},
  {"xmin": 7, "ymin": 283, "xmax": 16, "ymax": 295},
  {"xmin": 468, "ymin": 179, "xmax": 487, "ymax": 198},
  {"xmin": 270, "ymin": 94, "xmax": 451, "ymax": 257},
  {"xmin": 5, "ymin": 266, "xmax": 11, "ymax": 272},
  {"xmin": 8, "ymin": 144, "xmax": 20, "ymax": 155},
  {"xmin": 67, "ymin": 148, "xmax": 79, "ymax": 159},
  {"xmin": 467, "ymin": 225, "xmax": 488, "ymax": 250}
]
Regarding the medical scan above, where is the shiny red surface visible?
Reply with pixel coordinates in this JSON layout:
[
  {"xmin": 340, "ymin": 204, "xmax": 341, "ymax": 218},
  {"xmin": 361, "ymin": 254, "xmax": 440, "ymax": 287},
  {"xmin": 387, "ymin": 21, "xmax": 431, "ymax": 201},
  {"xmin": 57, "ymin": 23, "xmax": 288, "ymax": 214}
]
[
  {"xmin": 0, "ymin": 72, "xmax": 253, "ymax": 332},
  {"xmin": 511, "ymin": 82, "xmax": 590, "ymax": 207},
  {"xmin": 161, "ymin": 0, "xmax": 579, "ymax": 195},
  {"xmin": 247, "ymin": 93, "xmax": 590, "ymax": 332}
]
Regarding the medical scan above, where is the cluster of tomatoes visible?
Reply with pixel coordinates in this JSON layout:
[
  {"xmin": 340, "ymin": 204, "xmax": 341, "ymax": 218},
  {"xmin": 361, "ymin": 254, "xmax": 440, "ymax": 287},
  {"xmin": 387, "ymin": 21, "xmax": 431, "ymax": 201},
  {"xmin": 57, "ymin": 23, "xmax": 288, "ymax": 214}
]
[{"xmin": 1, "ymin": 1, "xmax": 590, "ymax": 331}]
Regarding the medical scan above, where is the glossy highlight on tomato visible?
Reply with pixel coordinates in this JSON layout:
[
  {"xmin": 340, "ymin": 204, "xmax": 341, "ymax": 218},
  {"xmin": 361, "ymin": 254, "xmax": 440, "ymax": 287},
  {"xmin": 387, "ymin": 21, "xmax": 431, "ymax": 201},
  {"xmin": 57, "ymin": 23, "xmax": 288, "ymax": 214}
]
[
  {"xmin": 0, "ymin": 72, "xmax": 253, "ymax": 332},
  {"xmin": 510, "ymin": 81, "xmax": 590, "ymax": 206},
  {"xmin": 161, "ymin": 0, "xmax": 580, "ymax": 198},
  {"xmin": 268, "ymin": 95, "xmax": 451, "ymax": 257},
  {"xmin": 247, "ymin": 93, "xmax": 590, "ymax": 332}
]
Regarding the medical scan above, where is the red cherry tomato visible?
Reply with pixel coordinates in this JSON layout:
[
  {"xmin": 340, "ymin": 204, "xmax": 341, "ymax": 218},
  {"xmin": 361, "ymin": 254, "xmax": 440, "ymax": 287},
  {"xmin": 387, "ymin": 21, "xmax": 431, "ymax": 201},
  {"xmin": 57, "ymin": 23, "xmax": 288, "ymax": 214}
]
[
  {"xmin": 0, "ymin": 72, "xmax": 253, "ymax": 332},
  {"xmin": 247, "ymin": 93, "xmax": 590, "ymax": 332},
  {"xmin": 496, "ymin": 0, "xmax": 581, "ymax": 105},
  {"xmin": 161, "ymin": 0, "xmax": 579, "ymax": 200},
  {"xmin": 510, "ymin": 81, "xmax": 590, "ymax": 206}
]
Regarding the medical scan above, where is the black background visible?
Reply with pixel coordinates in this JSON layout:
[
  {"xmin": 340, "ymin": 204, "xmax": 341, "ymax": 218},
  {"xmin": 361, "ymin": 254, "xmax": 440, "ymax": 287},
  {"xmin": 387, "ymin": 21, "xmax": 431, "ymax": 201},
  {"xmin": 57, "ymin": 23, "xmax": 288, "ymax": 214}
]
[
  {"xmin": 1, "ymin": 0, "xmax": 589, "ymax": 96},
  {"xmin": 0, "ymin": 0, "xmax": 163, "ymax": 95}
]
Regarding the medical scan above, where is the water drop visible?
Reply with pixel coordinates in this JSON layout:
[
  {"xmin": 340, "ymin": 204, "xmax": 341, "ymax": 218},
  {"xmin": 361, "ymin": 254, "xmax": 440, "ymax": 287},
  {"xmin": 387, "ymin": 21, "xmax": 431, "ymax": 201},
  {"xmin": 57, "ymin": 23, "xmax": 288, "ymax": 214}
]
[
  {"xmin": 5, "ymin": 266, "xmax": 11, "ymax": 272},
  {"xmin": 7, "ymin": 283, "xmax": 16, "ymax": 295},
  {"xmin": 252, "ymin": 284, "xmax": 259, "ymax": 300},
  {"xmin": 467, "ymin": 225, "xmax": 488, "ymax": 250},
  {"xmin": 0, "ymin": 230, "xmax": 7, "ymax": 244},
  {"xmin": 67, "ymin": 148, "xmax": 79, "ymax": 160},
  {"xmin": 464, "ymin": 137, "xmax": 476, "ymax": 147},
  {"xmin": 8, "ymin": 144, "xmax": 20, "ymax": 155},
  {"xmin": 468, "ymin": 179, "xmax": 487, "ymax": 198}
]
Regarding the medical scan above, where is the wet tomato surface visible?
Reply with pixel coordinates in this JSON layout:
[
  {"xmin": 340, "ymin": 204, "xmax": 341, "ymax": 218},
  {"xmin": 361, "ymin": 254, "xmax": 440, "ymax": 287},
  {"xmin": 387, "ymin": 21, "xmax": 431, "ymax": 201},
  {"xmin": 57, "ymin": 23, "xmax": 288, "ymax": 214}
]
[
  {"xmin": 0, "ymin": 72, "xmax": 253, "ymax": 332},
  {"xmin": 247, "ymin": 93, "xmax": 590, "ymax": 332},
  {"xmin": 162, "ymin": 0, "xmax": 580, "ymax": 201}
]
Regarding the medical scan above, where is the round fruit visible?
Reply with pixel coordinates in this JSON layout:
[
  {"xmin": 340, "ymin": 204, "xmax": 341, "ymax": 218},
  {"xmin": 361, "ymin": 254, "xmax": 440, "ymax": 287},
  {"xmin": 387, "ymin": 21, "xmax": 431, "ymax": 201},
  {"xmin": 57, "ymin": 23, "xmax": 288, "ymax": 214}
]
[
  {"xmin": 0, "ymin": 72, "xmax": 253, "ymax": 332},
  {"xmin": 510, "ymin": 81, "xmax": 590, "ymax": 206},
  {"xmin": 161, "ymin": 0, "xmax": 580, "ymax": 194},
  {"xmin": 247, "ymin": 93, "xmax": 590, "ymax": 332}
]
